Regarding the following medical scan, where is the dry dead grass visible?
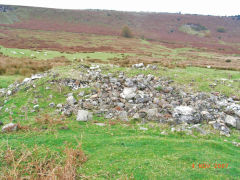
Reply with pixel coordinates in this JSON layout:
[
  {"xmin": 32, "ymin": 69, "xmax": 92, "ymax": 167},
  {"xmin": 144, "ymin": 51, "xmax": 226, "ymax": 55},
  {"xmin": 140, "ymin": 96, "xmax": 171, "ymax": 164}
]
[
  {"xmin": 0, "ymin": 55, "xmax": 69, "ymax": 76},
  {"xmin": 108, "ymin": 54, "xmax": 240, "ymax": 71},
  {"xmin": 35, "ymin": 114, "xmax": 66, "ymax": 126},
  {"xmin": 109, "ymin": 56, "xmax": 187, "ymax": 69},
  {"xmin": 1, "ymin": 143, "xmax": 87, "ymax": 179}
]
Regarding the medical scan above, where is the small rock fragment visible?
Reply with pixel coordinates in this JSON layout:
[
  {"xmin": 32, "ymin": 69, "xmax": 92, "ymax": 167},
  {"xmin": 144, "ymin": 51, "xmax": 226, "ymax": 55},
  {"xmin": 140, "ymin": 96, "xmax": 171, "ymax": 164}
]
[{"xmin": 2, "ymin": 123, "xmax": 18, "ymax": 132}]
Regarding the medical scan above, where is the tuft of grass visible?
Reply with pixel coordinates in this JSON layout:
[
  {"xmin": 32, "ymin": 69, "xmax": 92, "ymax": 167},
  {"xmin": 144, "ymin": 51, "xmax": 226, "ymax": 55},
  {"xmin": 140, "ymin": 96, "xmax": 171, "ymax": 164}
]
[
  {"xmin": 155, "ymin": 85, "xmax": 163, "ymax": 92},
  {"xmin": 0, "ymin": 143, "xmax": 87, "ymax": 179},
  {"xmin": 35, "ymin": 114, "xmax": 65, "ymax": 126}
]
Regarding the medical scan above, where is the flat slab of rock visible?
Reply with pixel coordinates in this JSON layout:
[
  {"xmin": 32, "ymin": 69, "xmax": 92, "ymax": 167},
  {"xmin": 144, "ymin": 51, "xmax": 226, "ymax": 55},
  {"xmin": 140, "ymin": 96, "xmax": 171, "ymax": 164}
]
[
  {"xmin": 76, "ymin": 110, "xmax": 93, "ymax": 122},
  {"xmin": 174, "ymin": 106, "xmax": 193, "ymax": 115}
]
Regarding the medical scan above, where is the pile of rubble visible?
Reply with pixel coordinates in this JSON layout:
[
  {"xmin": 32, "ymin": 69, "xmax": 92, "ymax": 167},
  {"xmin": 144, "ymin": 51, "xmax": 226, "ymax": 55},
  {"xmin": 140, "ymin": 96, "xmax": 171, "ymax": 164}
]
[
  {"xmin": 55, "ymin": 65, "xmax": 240, "ymax": 136},
  {"xmin": 1, "ymin": 64, "xmax": 240, "ymax": 136}
]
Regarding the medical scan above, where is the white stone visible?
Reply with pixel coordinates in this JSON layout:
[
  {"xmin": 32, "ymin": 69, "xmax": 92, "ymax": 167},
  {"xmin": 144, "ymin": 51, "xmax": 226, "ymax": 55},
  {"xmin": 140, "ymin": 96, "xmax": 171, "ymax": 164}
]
[
  {"xmin": 90, "ymin": 65, "xmax": 100, "ymax": 70},
  {"xmin": 33, "ymin": 105, "xmax": 39, "ymax": 109},
  {"xmin": 23, "ymin": 78, "xmax": 31, "ymax": 84},
  {"xmin": 31, "ymin": 74, "xmax": 44, "ymax": 80},
  {"xmin": 56, "ymin": 104, "xmax": 63, "ymax": 108},
  {"xmin": 2, "ymin": 123, "xmax": 18, "ymax": 132},
  {"xmin": 174, "ymin": 106, "xmax": 193, "ymax": 116},
  {"xmin": 120, "ymin": 87, "xmax": 136, "ymax": 99},
  {"xmin": 95, "ymin": 123, "xmax": 106, "ymax": 127},
  {"xmin": 139, "ymin": 127, "xmax": 148, "ymax": 131},
  {"xmin": 225, "ymin": 115, "xmax": 236, "ymax": 127},
  {"xmin": 132, "ymin": 63, "xmax": 144, "ymax": 68},
  {"xmin": 7, "ymin": 90, "xmax": 12, "ymax": 96},
  {"xmin": 76, "ymin": 110, "xmax": 93, "ymax": 122},
  {"xmin": 66, "ymin": 96, "xmax": 76, "ymax": 105}
]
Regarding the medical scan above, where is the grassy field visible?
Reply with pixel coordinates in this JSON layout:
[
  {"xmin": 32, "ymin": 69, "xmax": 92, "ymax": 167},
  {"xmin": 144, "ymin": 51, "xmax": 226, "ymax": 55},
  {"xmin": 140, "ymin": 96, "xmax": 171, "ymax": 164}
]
[
  {"xmin": 1, "ymin": 118, "xmax": 240, "ymax": 179},
  {"xmin": 0, "ymin": 75, "xmax": 24, "ymax": 88},
  {"xmin": 0, "ymin": 25, "xmax": 240, "ymax": 178},
  {"xmin": 0, "ymin": 58, "xmax": 240, "ymax": 179},
  {"xmin": 0, "ymin": 45, "xmax": 133, "ymax": 61}
]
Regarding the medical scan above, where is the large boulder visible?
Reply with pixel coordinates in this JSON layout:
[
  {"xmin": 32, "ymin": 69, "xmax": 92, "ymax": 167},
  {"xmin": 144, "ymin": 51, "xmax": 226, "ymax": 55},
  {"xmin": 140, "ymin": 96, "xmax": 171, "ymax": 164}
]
[
  {"xmin": 173, "ymin": 106, "xmax": 194, "ymax": 123},
  {"xmin": 76, "ymin": 110, "xmax": 93, "ymax": 122}
]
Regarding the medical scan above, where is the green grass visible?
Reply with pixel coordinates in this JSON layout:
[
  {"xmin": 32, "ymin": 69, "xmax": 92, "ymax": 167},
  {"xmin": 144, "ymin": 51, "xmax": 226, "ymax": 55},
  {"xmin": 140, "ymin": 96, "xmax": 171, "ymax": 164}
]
[
  {"xmin": 1, "ymin": 117, "xmax": 239, "ymax": 179},
  {"xmin": 0, "ymin": 45, "xmax": 134, "ymax": 61},
  {"xmin": 0, "ymin": 75, "xmax": 24, "ymax": 88}
]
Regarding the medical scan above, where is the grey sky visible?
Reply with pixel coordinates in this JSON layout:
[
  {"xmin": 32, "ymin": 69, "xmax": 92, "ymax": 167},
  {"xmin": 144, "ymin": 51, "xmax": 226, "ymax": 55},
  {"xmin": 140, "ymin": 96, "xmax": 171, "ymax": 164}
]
[{"xmin": 0, "ymin": 0, "xmax": 239, "ymax": 16}]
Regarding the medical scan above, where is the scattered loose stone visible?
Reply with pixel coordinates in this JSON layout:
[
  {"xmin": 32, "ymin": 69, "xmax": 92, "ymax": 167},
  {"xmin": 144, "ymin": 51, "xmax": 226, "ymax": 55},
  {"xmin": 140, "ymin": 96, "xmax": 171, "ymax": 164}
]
[
  {"xmin": 95, "ymin": 123, "xmax": 106, "ymax": 127},
  {"xmin": 132, "ymin": 63, "xmax": 144, "ymax": 68},
  {"xmin": 2, "ymin": 123, "xmax": 18, "ymax": 132},
  {"xmin": 33, "ymin": 105, "xmax": 40, "ymax": 110},
  {"xmin": 49, "ymin": 102, "xmax": 55, "ymax": 108},
  {"xmin": 66, "ymin": 96, "xmax": 77, "ymax": 105},
  {"xmin": 56, "ymin": 104, "xmax": 63, "ymax": 108},
  {"xmin": 161, "ymin": 131, "xmax": 168, "ymax": 135},
  {"xmin": 118, "ymin": 111, "xmax": 129, "ymax": 121},
  {"xmin": 232, "ymin": 141, "xmax": 240, "ymax": 147},
  {"xmin": 139, "ymin": 127, "xmax": 148, "ymax": 131}
]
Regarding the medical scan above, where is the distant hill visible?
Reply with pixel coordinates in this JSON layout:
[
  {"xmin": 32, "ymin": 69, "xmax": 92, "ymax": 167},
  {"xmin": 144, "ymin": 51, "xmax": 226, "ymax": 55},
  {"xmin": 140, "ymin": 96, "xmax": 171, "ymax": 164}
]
[{"xmin": 0, "ymin": 4, "xmax": 240, "ymax": 53}]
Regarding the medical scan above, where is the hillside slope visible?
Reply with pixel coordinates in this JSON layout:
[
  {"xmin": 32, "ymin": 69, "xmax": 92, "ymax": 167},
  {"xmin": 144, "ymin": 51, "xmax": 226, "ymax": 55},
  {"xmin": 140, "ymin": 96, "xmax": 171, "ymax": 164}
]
[{"xmin": 0, "ymin": 5, "xmax": 240, "ymax": 54}]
